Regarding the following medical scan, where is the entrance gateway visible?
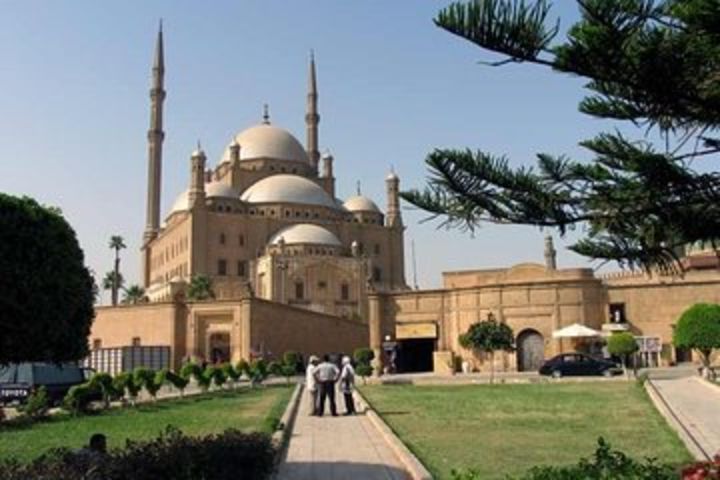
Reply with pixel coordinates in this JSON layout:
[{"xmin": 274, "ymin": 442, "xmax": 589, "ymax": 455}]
[
  {"xmin": 516, "ymin": 329, "xmax": 545, "ymax": 372},
  {"xmin": 394, "ymin": 322, "xmax": 437, "ymax": 373}
]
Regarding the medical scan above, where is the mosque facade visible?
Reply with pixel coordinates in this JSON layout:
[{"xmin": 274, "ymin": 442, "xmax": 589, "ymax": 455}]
[{"xmin": 90, "ymin": 28, "xmax": 720, "ymax": 374}]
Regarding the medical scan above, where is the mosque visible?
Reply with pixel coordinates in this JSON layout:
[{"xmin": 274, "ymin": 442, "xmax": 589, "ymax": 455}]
[{"xmin": 90, "ymin": 27, "xmax": 720, "ymax": 374}]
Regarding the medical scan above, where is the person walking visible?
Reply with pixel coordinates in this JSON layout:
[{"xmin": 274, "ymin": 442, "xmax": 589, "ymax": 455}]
[
  {"xmin": 305, "ymin": 355, "xmax": 320, "ymax": 416},
  {"xmin": 313, "ymin": 354, "xmax": 339, "ymax": 416},
  {"xmin": 339, "ymin": 356, "xmax": 356, "ymax": 415}
]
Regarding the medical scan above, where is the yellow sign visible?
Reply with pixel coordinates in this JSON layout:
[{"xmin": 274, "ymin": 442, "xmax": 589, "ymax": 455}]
[{"xmin": 396, "ymin": 322, "xmax": 437, "ymax": 339}]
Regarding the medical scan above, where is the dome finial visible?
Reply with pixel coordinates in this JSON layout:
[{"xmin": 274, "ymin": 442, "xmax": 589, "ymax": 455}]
[
  {"xmin": 356, "ymin": 180, "xmax": 361, "ymax": 196},
  {"xmin": 262, "ymin": 104, "xmax": 270, "ymax": 124}
]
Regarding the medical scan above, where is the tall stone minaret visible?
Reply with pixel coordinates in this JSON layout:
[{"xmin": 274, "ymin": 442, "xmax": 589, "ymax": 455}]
[
  {"xmin": 386, "ymin": 170, "xmax": 402, "ymax": 228},
  {"xmin": 544, "ymin": 233, "xmax": 557, "ymax": 270},
  {"xmin": 305, "ymin": 51, "xmax": 320, "ymax": 173},
  {"xmin": 143, "ymin": 22, "xmax": 166, "ymax": 244}
]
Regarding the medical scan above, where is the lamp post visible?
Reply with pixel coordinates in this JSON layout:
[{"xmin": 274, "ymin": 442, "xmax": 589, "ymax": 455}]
[{"xmin": 277, "ymin": 259, "xmax": 288, "ymax": 303}]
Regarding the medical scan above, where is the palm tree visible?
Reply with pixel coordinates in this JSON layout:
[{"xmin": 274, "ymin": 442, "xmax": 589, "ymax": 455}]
[
  {"xmin": 187, "ymin": 275, "xmax": 215, "ymax": 301},
  {"xmin": 122, "ymin": 284, "xmax": 146, "ymax": 305},
  {"xmin": 108, "ymin": 235, "xmax": 126, "ymax": 306},
  {"xmin": 102, "ymin": 271, "xmax": 124, "ymax": 305}
]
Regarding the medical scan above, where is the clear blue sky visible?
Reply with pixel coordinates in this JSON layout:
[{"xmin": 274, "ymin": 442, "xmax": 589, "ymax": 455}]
[{"xmin": 0, "ymin": 1, "xmax": 621, "ymax": 303}]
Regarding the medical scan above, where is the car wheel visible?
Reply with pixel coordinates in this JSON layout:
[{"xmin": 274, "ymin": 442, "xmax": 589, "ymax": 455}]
[
  {"xmin": 551, "ymin": 370, "xmax": 562, "ymax": 379},
  {"xmin": 602, "ymin": 369, "xmax": 613, "ymax": 378}
]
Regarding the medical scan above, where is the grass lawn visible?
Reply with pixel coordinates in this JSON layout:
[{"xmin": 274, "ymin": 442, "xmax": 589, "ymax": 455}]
[
  {"xmin": 0, "ymin": 385, "xmax": 292, "ymax": 462},
  {"xmin": 362, "ymin": 382, "xmax": 691, "ymax": 480}
]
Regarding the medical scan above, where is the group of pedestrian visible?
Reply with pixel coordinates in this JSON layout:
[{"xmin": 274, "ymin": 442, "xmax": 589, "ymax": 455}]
[{"xmin": 305, "ymin": 354, "xmax": 356, "ymax": 416}]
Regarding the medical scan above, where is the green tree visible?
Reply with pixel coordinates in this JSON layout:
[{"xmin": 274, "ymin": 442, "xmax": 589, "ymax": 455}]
[
  {"xmin": 402, "ymin": 0, "xmax": 720, "ymax": 272},
  {"xmin": 354, "ymin": 347, "xmax": 376, "ymax": 383},
  {"xmin": 122, "ymin": 284, "xmax": 146, "ymax": 305},
  {"xmin": 459, "ymin": 319, "xmax": 514, "ymax": 383},
  {"xmin": 88, "ymin": 372, "xmax": 119, "ymax": 409},
  {"xmin": 164, "ymin": 370, "xmax": 190, "ymax": 397},
  {"xmin": 673, "ymin": 303, "xmax": 720, "ymax": 379},
  {"xmin": 607, "ymin": 332, "xmax": 639, "ymax": 377},
  {"xmin": 0, "ymin": 194, "xmax": 94, "ymax": 364},
  {"xmin": 103, "ymin": 271, "xmax": 124, "ymax": 304},
  {"xmin": 108, "ymin": 235, "xmax": 126, "ymax": 306},
  {"xmin": 222, "ymin": 363, "xmax": 241, "ymax": 390},
  {"xmin": 187, "ymin": 275, "xmax": 215, "ymax": 301}
]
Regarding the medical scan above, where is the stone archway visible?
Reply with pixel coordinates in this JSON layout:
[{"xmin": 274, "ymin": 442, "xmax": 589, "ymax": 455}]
[{"xmin": 516, "ymin": 329, "xmax": 545, "ymax": 372}]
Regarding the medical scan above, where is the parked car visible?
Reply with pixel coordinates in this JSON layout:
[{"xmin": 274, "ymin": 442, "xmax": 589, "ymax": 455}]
[
  {"xmin": 0, "ymin": 362, "xmax": 95, "ymax": 405},
  {"xmin": 539, "ymin": 353, "xmax": 621, "ymax": 378}
]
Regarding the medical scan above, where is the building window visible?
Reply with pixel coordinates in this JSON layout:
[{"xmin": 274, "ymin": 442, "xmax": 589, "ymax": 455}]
[
  {"xmin": 373, "ymin": 267, "xmax": 382, "ymax": 282},
  {"xmin": 374, "ymin": 244, "xmax": 381, "ymax": 255},
  {"xmin": 318, "ymin": 281, "xmax": 327, "ymax": 289},
  {"xmin": 218, "ymin": 259, "xmax": 227, "ymax": 276},
  {"xmin": 132, "ymin": 337, "xmax": 141, "ymax": 347},
  {"xmin": 92, "ymin": 339, "xmax": 102, "ymax": 350},
  {"xmin": 239, "ymin": 234, "xmax": 245, "ymax": 247},
  {"xmin": 220, "ymin": 233, "xmax": 226, "ymax": 245},
  {"xmin": 609, "ymin": 303, "xmax": 626, "ymax": 323},
  {"xmin": 341, "ymin": 283, "xmax": 349, "ymax": 301},
  {"xmin": 295, "ymin": 281, "xmax": 304, "ymax": 300},
  {"xmin": 237, "ymin": 260, "xmax": 246, "ymax": 277}
]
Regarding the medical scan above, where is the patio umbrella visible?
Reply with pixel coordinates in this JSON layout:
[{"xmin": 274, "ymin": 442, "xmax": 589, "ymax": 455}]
[{"xmin": 552, "ymin": 323, "xmax": 601, "ymax": 338}]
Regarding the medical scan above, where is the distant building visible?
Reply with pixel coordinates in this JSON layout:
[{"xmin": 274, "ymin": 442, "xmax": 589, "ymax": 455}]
[{"xmin": 91, "ymin": 27, "xmax": 720, "ymax": 373}]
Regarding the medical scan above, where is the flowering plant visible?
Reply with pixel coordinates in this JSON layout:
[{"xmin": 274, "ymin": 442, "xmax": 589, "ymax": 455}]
[{"xmin": 682, "ymin": 454, "xmax": 720, "ymax": 480}]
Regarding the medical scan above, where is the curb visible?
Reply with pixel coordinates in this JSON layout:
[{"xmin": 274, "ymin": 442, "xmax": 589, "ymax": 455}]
[
  {"xmin": 272, "ymin": 382, "xmax": 303, "ymax": 465},
  {"xmin": 644, "ymin": 380, "xmax": 710, "ymax": 461},
  {"xmin": 354, "ymin": 389, "xmax": 433, "ymax": 480},
  {"xmin": 695, "ymin": 375, "xmax": 720, "ymax": 393}
]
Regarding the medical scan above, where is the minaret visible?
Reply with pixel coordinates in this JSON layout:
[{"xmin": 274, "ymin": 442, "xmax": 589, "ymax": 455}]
[
  {"xmin": 144, "ymin": 22, "xmax": 166, "ymax": 244},
  {"xmin": 386, "ymin": 170, "xmax": 402, "ymax": 228},
  {"xmin": 305, "ymin": 51, "xmax": 320, "ymax": 173},
  {"xmin": 544, "ymin": 233, "xmax": 557, "ymax": 270},
  {"xmin": 189, "ymin": 145, "xmax": 207, "ymax": 208}
]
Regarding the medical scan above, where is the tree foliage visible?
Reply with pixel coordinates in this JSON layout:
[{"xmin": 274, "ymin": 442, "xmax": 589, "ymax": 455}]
[
  {"xmin": 187, "ymin": 275, "xmax": 215, "ymax": 301},
  {"xmin": 459, "ymin": 319, "xmax": 514, "ymax": 382},
  {"xmin": 607, "ymin": 332, "xmax": 639, "ymax": 357},
  {"xmin": 402, "ymin": 0, "xmax": 720, "ymax": 272},
  {"xmin": 0, "ymin": 194, "xmax": 95, "ymax": 364},
  {"xmin": 673, "ymin": 303, "xmax": 720, "ymax": 371},
  {"xmin": 122, "ymin": 284, "xmax": 146, "ymax": 305}
]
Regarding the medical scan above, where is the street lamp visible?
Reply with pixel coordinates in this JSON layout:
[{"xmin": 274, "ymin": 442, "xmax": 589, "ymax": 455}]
[{"xmin": 487, "ymin": 311, "xmax": 496, "ymax": 322}]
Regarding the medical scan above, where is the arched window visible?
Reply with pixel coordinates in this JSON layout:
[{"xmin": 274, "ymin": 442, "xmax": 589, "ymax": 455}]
[
  {"xmin": 295, "ymin": 281, "xmax": 304, "ymax": 300},
  {"xmin": 219, "ymin": 233, "xmax": 226, "ymax": 245},
  {"xmin": 239, "ymin": 234, "xmax": 245, "ymax": 247},
  {"xmin": 341, "ymin": 283, "xmax": 350, "ymax": 301}
]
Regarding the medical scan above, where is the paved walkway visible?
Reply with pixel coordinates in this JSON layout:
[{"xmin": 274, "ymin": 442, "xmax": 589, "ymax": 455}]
[
  {"xmin": 652, "ymin": 376, "xmax": 720, "ymax": 459},
  {"xmin": 277, "ymin": 390, "xmax": 409, "ymax": 480}
]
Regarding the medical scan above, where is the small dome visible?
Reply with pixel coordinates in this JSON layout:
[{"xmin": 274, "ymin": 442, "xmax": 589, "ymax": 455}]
[
  {"xmin": 169, "ymin": 182, "xmax": 239, "ymax": 214},
  {"xmin": 221, "ymin": 124, "xmax": 309, "ymax": 164},
  {"xmin": 386, "ymin": 171, "xmax": 399, "ymax": 181},
  {"xmin": 269, "ymin": 224, "xmax": 342, "ymax": 247},
  {"xmin": 343, "ymin": 195, "xmax": 381, "ymax": 213},
  {"xmin": 241, "ymin": 174, "xmax": 338, "ymax": 209}
]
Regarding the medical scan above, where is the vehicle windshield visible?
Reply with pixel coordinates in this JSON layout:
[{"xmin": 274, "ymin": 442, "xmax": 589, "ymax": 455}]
[
  {"xmin": 0, "ymin": 365, "xmax": 17, "ymax": 383},
  {"xmin": 32, "ymin": 363, "xmax": 84, "ymax": 384}
]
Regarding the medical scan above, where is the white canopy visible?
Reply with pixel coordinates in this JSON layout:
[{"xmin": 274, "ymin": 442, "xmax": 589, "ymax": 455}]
[{"xmin": 552, "ymin": 323, "xmax": 601, "ymax": 338}]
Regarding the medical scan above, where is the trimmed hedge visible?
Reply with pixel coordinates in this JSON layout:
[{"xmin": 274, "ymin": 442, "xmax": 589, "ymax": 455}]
[{"xmin": 0, "ymin": 427, "xmax": 276, "ymax": 480}]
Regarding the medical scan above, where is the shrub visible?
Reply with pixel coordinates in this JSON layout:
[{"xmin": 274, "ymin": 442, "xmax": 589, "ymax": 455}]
[
  {"xmin": 0, "ymin": 427, "xmax": 277, "ymax": 480},
  {"xmin": 674, "ymin": 303, "xmax": 720, "ymax": 378},
  {"xmin": 88, "ymin": 372, "xmax": 119, "ymax": 409},
  {"xmin": 115, "ymin": 371, "xmax": 142, "ymax": 405},
  {"xmin": 607, "ymin": 332, "xmax": 639, "ymax": 376},
  {"xmin": 282, "ymin": 351, "xmax": 301, "ymax": 373},
  {"xmin": 19, "ymin": 386, "xmax": 49, "ymax": 420},
  {"xmin": 249, "ymin": 360, "xmax": 268, "ymax": 387},
  {"xmin": 353, "ymin": 347, "xmax": 375, "ymax": 366},
  {"xmin": 236, "ymin": 360, "xmax": 250, "ymax": 379},
  {"xmin": 164, "ymin": 370, "xmax": 189, "ymax": 397},
  {"xmin": 450, "ymin": 438, "xmax": 677, "ymax": 480},
  {"xmin": 134, "ymin": 368, "xmax": 161, "ymax": 400},
  {"xmin": 222, "ymin": 363, "xmax": 241, "ymax": 389},
  {"xmin": 208, "ymin": 366, "xmax": 227, "ymax": 389},
  {"xmin": 180, "ymin": 362, "xmax": 201, "ymax": 381},
  {"xmin": 355, "ymin": 364, "xmax": 373, "ymax": 384},
  {"xmin": 281, "ymin": 364, "xmax": 296, "ymax": 384},
  {"xmin": 63, "ymin": 384, "xmax": 96, "ymax": 415},
  {"xmin": 196, "ymin": 368, "xmax": 212, "ymax": 393},
  {"xmin": 268, "ymin": 361, "xmax": 283, "ymax": 377},
  {"xmin": 0, "ymin": 407, "xmax": 5, "ymax": 423}
]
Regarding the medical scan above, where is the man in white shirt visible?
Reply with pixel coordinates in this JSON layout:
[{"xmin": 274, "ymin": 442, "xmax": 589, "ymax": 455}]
[
  {"xmin": 305, "ymin": 355, "xmax": 320, "ymax": 416},
  {"xmin": 313, "ymin": 354, "xmax": 339, "ymax": 416}
]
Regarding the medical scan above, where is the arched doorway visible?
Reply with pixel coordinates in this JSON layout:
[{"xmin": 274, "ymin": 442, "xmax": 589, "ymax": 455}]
[
  {"xmin": 208, "ymin": 332, "xmax": 231, "ymax": 364},
  {"xmin": 516, "ymin": 329, "xmax": 545, "ymax": 372}
]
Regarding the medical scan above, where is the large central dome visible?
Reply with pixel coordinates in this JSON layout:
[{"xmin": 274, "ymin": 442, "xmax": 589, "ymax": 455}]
[
  {"xmin": 221, "ymin": 124, "xmax": 309, "ymax": 164},
  {"xmin": 240, "ymin": 174, "xmax": 339, "ymax": 209}
]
